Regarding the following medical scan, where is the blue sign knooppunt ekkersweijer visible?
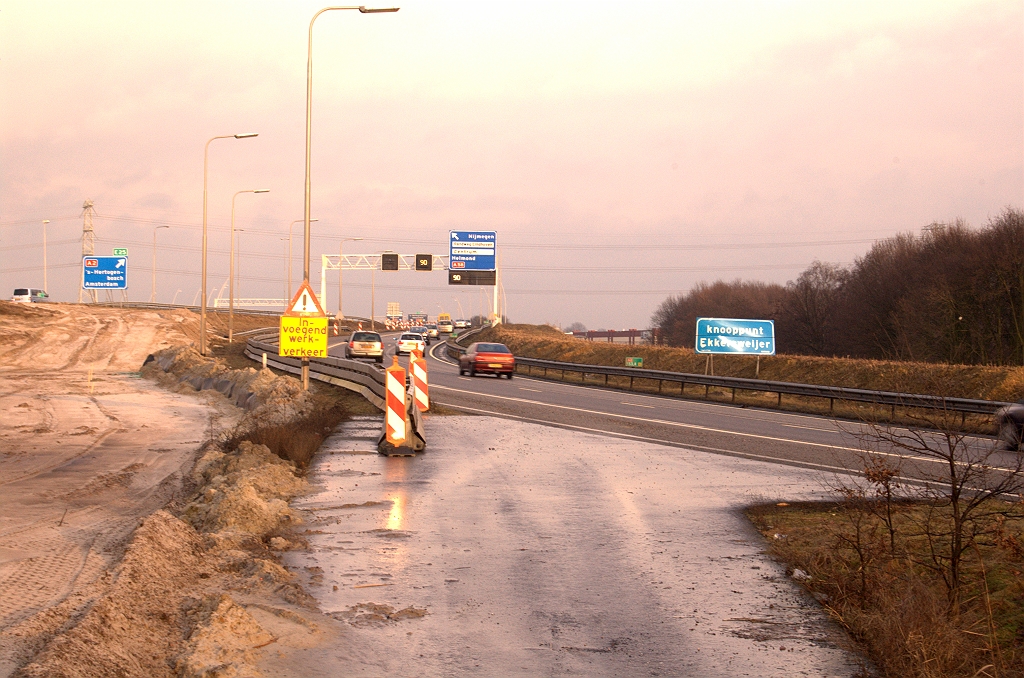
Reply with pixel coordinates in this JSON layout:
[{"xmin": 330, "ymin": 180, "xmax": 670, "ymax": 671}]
[
  {"xmin": 695, "ymin": 317, "xmax": 775, "ymax": 355},
  {"xmin": 449, "ymin": 231, "xmax": 496, "ymax": 271},
  {"xmin": 82, "ymin": 256, "xmax": 128, "ymax": 289}
]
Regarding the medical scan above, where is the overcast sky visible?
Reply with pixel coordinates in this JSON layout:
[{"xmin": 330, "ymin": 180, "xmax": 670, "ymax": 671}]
[{"xmin": 1, "ymin": 0, "xmax": 1021, "ymax": 328}]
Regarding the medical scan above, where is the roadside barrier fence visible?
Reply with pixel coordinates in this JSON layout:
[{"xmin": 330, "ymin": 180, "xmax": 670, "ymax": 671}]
[{"xmin": 441, "ymin": 331, "xmax": 1010, "ymax": 419}]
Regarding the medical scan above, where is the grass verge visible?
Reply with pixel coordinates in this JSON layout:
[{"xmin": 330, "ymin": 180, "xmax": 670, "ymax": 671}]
[{"xmin": 746, "ymin": 499, "xmax": 1024, "ymax": 677}]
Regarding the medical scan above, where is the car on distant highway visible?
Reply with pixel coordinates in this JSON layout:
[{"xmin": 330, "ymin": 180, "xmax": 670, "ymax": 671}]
[
  {"xmin": 409, "ymin": 326, "xmax": 431, "ymax": 345},
  {"xmin": 454, "ymin": 319, "xmax": 469, "ymax": 329},
  {"xmin": 996, "ymin": 400, "xmax": 1024, "ymax": 452},
  {"xmin": 459, "ymin": 342, "xmax": 515, "ymax": 378},
  {"xmin": 425, "ymin": 323, "xmax": 439, "ymax": 339},
  {"xmin": 437, "ymin": 319, "xmax": 454, "ymax": 333},
  {"xmin": 345, "ymin": 331, "xmax": 384, "ymax": 363},
  {"xmin": 11, "ymin": 288, "xmax": 48, "ymax": 303},
  {"xmin": 396, "ymin": 333, "xmax": 426, "ymax": 356}
]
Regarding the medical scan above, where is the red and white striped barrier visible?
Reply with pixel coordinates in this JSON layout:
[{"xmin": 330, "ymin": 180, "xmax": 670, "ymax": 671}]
[
  {"xmin": 410, "ymin": 350, "xmax": 429, "ymax": 412},
  {"xmin": 384, "ymin": 357, "xmax": 407, "ymax": 446}
]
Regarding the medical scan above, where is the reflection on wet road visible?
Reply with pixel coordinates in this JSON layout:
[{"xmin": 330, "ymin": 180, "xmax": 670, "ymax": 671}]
[{"xmin": 283, "ymin": 415, "xmax": 868, "ymax": 676}]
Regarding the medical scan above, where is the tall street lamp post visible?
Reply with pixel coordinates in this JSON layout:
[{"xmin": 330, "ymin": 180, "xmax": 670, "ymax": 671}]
[
  {"xmin": 200, "ymin": 132, "xmax": 258, "ymax": 356},
  {"xmin": 42, "ymin": 220, "xmax": 50, "ymax": 292},
  {"xmin": 287, "ymin": 218, "xmax": 317, "ymax": 300},
  {"xmin": 229, "ymin": 189, "xmax": 269, "ymax": 343},
  {"xmin": 151, "ymin": 225, "xmax": 169, "ymax": 302},
  {"xmin": 338, "ymin": 236, "xmax": 362, "ymax": 318},
  {"xmin": 299, "ymin": 4, "xmax": 398, "ymax": 389}
]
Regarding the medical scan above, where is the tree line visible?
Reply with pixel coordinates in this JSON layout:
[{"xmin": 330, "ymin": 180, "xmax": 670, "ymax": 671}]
[{"xmin": 652, "ymin": 208, "xmax": 1024, "ymax": 366}]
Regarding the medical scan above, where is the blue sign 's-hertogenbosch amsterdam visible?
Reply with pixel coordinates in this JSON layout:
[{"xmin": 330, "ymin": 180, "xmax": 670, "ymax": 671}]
[
  {"xmin": 449, "ymin": 231, "xmax": 496, "ymax": 271},
  {"xmin": 82, "ymin": 256, "xmax": 128, "ymax": 289},
  {"xmin": 695, "ymin": 317, "xmax": 775, "ymax": 355}
]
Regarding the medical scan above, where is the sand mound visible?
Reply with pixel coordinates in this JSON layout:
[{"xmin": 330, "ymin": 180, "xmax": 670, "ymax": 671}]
[
  {"xmin": 176, "ymin": 595, "xmax": 274, "ymax": 678},
  {"xmin": 143, "ymin": 345, "xmax": 311, "ymax": 420},
  {"xmin": 185, "ymin": 441, "xmax": 307, "ymax": 545},
  {"xmin": 17, "ymin": 510, "xmax": 205, "ymax": 677}
]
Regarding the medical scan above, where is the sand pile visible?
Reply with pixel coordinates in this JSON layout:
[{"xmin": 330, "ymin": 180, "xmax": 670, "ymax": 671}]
[
  {"xmin": 18, "ymin": 437, "xmax": 313, "ymax": 678},
  {"xmin": 184, "ymin": 441, "xmax": 307, "ymax": 547},
  {"xmin": 143, "ymin": 345, "xmax": 311, "ymax": 421},
  {"xmin": 17, "ymin": 511, "xmax": 205, "ymax": 677},
  {"xmin": 15, "ymin": 347, "xmax": 330, "ymax": 677}
]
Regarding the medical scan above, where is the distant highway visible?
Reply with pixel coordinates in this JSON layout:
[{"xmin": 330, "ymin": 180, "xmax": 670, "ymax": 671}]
[{"xmin": 323, "ymin": 332, "xmax": 1020, "ymax": 487}]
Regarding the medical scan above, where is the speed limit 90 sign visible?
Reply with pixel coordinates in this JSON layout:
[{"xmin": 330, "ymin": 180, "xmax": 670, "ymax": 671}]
[{"xmin": 415, "ymin": 254, "xmax": 432, "ymax": 271}]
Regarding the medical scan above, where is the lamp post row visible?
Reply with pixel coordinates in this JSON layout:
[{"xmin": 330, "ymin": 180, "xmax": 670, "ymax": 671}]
[{"xmin": 198, "ymin": 6, "xmax": 398, "ymax": 366}]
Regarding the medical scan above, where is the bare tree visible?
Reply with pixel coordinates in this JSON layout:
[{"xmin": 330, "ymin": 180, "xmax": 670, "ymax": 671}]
[{"xmin": 854, "ymin": 409, "xmax": 1024, "ymax": 613}]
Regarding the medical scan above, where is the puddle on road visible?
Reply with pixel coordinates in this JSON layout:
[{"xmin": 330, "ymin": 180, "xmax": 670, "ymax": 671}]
[{"xmin": 285, "ymin": 416, "xmax": 424, "ymax": 614}]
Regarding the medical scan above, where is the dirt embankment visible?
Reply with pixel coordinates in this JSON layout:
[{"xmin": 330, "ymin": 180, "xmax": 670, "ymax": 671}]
[
  {"xmin": 0, "ymin": 303, "xmax": 352, "ymax": 676},
  {"xmin": 473, "ymin": 324, "xmax": 1024, "ymax": 402},
  {"xmin": 16, "ymin": 346, "xmax": 339, "ymax": 677}
]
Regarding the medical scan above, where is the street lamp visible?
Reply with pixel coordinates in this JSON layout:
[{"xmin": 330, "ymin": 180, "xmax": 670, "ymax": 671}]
[
  {"xmin": 172, "ymin": 289, "xmax": 182, "ymax": 305},
  {"xmin": 42, "ymin": 220, "xmax": 50, "ymax": 292},
  {"xmin": 300, "ymin": 4, "xmax": 398, "ymax": 388},
  {"xmin": 151, "ymin": 225, "xmax": 169, "ymax": 302},
  {"xmin": 200, "ymin": 132, "xmax": 258, "ymax": 356},
  {"xmin": 229, "ymin": 189, "xmax": 269, "ymax": 343},
  {"xmin": 287, "ymin": 218, "xmax": 318, "ymax": 300},
  {"xmin": 338, "ymin": 236, "xmax": 362, "ymax": 318}
]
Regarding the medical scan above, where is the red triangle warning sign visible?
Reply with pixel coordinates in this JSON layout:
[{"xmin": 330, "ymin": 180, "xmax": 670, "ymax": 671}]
[{"xmin": 284, "ymin": 281, "xmax": 326, "ymax": 317}]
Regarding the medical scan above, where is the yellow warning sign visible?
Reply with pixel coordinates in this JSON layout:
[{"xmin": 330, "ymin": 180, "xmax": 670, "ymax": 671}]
[{"xmin": 279, "ymin": 316, "xmax": 328, "ymax": 358}]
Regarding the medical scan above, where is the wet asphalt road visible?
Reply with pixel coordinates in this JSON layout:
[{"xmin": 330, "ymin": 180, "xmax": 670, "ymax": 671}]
[
  {"xmin": 325, "ymin": 333, "xmax": 1019, "ymax": 486},
  {"xmin": 276, "ymin": 416, "xmax": 869, "ymax": 677}
]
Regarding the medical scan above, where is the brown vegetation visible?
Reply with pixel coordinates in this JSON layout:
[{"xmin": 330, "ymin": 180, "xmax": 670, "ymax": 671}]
[
  {"xmin": 747, "ymin": 404, "xmax": 1024, "ymax": 678},
  {"xmin": 653, "ymin": 208, "xmax": 1024, "ymax": 366},
  {"xmin": 747, "ymin": 498, "xmax": 1024, "ymax": 678}
]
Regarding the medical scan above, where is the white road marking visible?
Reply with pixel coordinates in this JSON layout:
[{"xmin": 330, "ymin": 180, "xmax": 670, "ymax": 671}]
[
  {"xmin": 622, "ymin": 402, "xmax": 655, "ymax": 409},
  {"xmin": 429, "ymin": 384, "xmax": 1016, "ymax": 472},
  {"xmin": 782, "ymin": 423, "xmax": 840, "ymax": 433},
  {"xmin": 519, "ymin": 387, "xmax": 542, "ymax": 393}
]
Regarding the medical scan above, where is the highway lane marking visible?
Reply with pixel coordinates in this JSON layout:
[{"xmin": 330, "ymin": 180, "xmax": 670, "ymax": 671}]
[
  {"xmin": 428, "ymin": 403, "xmax": 1014, "ymax": 494},
  {"xmin": 519, "ymin": 387, "xmax": 542, "ymax": 393},
  {"xmin": 436, "ymin": 402, "xmax": 865, "ymax": 478},
  {"xmin": 622, "ymin": 402, "xmax": 655, "ymax": 409},
  {"xmin": 782, "ymin": 424, "xmax": 840, "ymax": 433},
  {"xmin": 430, "ymin": 384, "xmax": 862, "ymax": 452},
  {"xmin": 427, "ymin": 340, "xmax": 995, "ymax": 450},
  {"xmin": 426, "ymin": 341, "xmax": 846, "ymax": 428},
  {"xmin": 429, "ymin": 384, "xmax": 1019, "ymax": 472}
]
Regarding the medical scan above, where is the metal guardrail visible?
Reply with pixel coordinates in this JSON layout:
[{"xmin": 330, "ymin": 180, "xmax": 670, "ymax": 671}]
[
  {"xmin": 512, "ymin": 357, "xmax": 1013, "ymax": 417},
  {"xmin": 444, "ymin": 326, "xmax": 486, "ymax": 359},
  {"xmin": 245, "ymin": 332, "xmax": 386, "ymax": 409}
]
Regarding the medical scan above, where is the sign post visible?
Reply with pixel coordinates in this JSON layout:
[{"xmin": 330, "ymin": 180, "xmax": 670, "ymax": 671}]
[{"xmin": 279, "ymin": 280, "xmax": 327, "ymax": 390}]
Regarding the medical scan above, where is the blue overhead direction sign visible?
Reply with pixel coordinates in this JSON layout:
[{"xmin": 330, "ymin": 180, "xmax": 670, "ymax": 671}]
[
  {"xmin": 695, "ymin": 317, "xmax": 775, "ymax": 355},
  {"xmin": 82, "ymin": 256, "xmax": 128, "ymax": 290},
  {"xmin": 449, "ymin": 230, "xmax": 496, "ymax": 271}
]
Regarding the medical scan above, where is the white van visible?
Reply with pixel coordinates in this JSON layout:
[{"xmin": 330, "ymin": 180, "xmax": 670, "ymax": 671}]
[{"xmin": 11, "ymin": 288, "xmax": 48, "ymax": 303}]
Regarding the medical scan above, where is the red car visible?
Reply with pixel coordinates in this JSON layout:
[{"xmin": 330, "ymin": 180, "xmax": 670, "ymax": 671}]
[{"xmin": 459, "ymin": 342, "xmax": 515, "ymax": 378}]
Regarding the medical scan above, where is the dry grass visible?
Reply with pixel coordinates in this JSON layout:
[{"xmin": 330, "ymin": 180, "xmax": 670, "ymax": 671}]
[
  {"xmin": 223, "ymin": 398, "xmax": 346, "ymax": 470},
  {"xmin": 469, "ymin": 324, "xmax": 1024, "ymax": 432},
  {"xmin": 746, "ymin": 500, "xmax": 1024, "ymax": 678}
]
